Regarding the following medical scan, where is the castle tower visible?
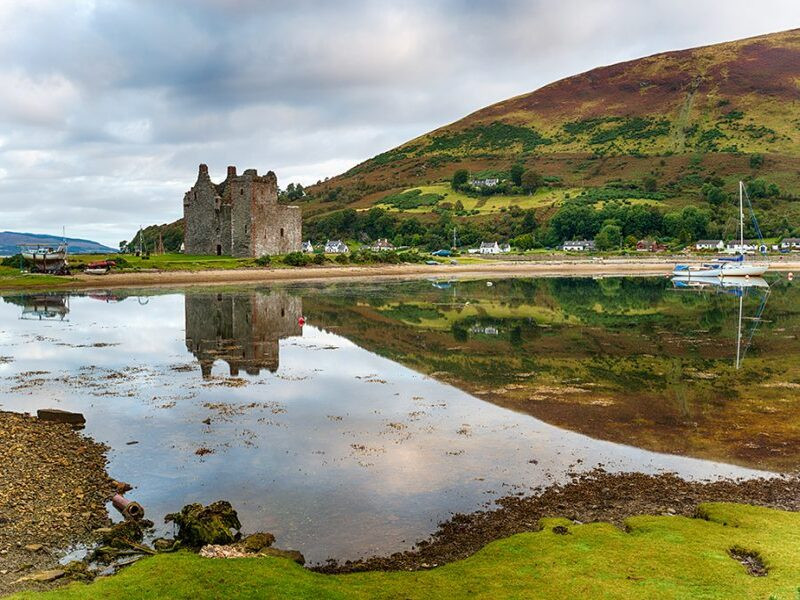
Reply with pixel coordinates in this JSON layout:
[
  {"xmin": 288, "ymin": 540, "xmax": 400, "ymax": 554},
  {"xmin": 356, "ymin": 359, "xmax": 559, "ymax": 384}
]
[{"xmin": 183, "ymin": 164, "xmax": 224, "ymax": 255}]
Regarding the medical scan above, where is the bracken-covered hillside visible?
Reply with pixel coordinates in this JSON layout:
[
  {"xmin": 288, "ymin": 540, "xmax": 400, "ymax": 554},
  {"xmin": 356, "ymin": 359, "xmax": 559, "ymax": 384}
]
[{"xmin": 302, "ymin": 29, "xmax": 800, "ymax": 241}]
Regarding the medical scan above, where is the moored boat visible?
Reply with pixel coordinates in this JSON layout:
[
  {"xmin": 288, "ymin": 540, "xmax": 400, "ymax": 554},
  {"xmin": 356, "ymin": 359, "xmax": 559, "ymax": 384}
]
[{"xmin": 673, "ymin": 181, "xmax": 769, "ymax": 278}]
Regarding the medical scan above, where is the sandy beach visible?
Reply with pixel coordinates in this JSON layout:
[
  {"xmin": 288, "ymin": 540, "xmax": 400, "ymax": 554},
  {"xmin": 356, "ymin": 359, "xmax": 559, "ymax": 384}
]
[{"xmin": 5, "ymin": 257, "xmax": 797, "ymax": 292}]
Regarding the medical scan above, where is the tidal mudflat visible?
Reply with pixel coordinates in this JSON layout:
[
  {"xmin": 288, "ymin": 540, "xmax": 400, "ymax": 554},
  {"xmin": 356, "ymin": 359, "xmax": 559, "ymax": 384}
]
[{"xmin": 0, "ymin": 277, "xmax": 796, "ymax": 567}]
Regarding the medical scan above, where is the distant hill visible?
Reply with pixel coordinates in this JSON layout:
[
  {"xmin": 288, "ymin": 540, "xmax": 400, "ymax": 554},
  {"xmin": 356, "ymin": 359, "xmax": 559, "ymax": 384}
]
[
  {"xmin": 300, "ymin": 28, "xmax": 800, "ymax": 243},
  {"xmin": 0, "ymin": 231, "xmax": 117, "ymax": 256}
]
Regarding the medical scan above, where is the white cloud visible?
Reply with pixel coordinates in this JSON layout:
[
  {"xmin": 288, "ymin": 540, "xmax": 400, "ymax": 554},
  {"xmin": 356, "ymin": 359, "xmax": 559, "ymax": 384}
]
[{"xmin": 0, "ymin": 70, "xmax": 80, "ymax": 126}]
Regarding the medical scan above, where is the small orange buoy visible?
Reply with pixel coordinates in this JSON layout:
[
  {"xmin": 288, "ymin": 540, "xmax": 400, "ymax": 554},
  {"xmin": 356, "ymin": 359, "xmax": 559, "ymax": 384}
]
[{"xmin": 298, "ymin": 316, "xmax": 306, "ymax": 326}]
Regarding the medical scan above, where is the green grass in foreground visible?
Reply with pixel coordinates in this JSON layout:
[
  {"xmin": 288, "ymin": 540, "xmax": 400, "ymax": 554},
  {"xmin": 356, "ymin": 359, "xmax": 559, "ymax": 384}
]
[{"xmin": 13, "ymin": 503, "xmax": 800, "ymax": 599}]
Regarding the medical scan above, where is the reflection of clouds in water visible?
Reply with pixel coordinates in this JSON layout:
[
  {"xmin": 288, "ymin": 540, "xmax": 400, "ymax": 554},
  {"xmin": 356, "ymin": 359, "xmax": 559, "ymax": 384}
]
[{"xmin": 0, "ymin": 291, "xmax": 778, "ymax": 563}]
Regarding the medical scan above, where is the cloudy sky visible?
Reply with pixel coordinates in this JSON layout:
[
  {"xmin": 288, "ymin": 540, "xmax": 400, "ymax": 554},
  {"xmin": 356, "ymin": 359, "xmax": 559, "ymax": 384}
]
[{"xmin": 1, "ymin": 0, "xmax": 799, "ymax": 246}]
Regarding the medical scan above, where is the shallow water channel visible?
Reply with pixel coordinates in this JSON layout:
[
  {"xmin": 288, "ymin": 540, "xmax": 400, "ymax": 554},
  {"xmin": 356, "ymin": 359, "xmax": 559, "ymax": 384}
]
[{"xmin": 0, "ymin": 276, "xmax": 797, "ymax": 563}]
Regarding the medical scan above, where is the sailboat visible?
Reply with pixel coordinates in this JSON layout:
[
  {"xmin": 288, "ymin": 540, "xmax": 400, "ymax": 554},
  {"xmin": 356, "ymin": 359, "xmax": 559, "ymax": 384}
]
[{"xmin": 673, "ymin": 181, "xmax": 769, "ymax": 278}]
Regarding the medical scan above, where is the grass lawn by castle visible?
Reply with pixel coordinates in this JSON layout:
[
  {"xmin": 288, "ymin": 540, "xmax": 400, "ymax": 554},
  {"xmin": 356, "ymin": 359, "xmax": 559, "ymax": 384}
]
[{"xmin": 11, "ymin": 503, "xmax": 800, "ymax": 600}]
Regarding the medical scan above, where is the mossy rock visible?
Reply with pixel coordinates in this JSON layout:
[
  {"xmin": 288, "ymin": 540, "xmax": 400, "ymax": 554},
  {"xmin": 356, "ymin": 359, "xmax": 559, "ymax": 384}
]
[
  {"xmin": 243, "ymin": 532, "xmax": 275, "ymax": 552},
  {"xmin": 165, "ymin": 501, "xmax": 241, "ymax": 548},
  {"xmin": 99, "ymin": 520, "xmax": 144, "ymax": 549}
]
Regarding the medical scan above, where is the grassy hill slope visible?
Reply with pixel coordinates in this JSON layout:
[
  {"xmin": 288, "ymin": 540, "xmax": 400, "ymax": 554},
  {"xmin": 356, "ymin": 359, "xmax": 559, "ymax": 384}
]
[{"xmin": 299, "ymin": 29, "xmax": 800, "ymax": 246}]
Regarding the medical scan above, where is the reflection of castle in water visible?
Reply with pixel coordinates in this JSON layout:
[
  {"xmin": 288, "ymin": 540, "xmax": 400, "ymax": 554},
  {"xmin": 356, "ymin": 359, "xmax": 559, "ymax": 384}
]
[{"xmin": 185, "ymin": 291, "xmax": 302, "ymax": 378}]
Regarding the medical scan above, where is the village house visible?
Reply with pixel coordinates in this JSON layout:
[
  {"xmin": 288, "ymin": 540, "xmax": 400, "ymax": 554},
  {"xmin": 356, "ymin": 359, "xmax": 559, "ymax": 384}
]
[
  {"xmin": 480, "ymin": 241, "xmax": 510, "ymax": 254},
  {"xmin": 369, "ymin": 238, "xmax": 395, "ymax": 252},
  {"xmin": 780, "ymin": 237, "xmax": 800, "ymax": 251},
  {"xmin": 325, "ymin": 240, "xmax": 349, "ymax": 254},
  {"xmin": 725, "ymin": 240, "xmax": 764, "ymax": 254},
  {"xmin": 470, "ymin": 325, "xmax": 499, "ymax": 335},
  {"xmin": 183, "ymin": 164, "xmax": 301, "ymax": 257},
  {"xmin": 470, "ymin": 178, "xmax": 500, "ymax": 188},
  {"xmin": 562, "ymin": 240, "xmax": 596, "ymax": 252},
  {"xmin": 695, "ymin": 240, "xmax": 724, "ymax": 252},
  {"xmin": 302, "ymin": 240, "xmax": 314, "ymax": 253},
  {"xmin": 636, "ymin": 239, "xmax": 667, "ymax": 252}
]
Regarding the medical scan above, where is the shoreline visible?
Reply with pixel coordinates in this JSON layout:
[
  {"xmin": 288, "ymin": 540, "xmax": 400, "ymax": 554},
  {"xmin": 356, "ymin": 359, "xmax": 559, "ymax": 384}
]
[
  {"xmin": 316, "ymin": 470, "xmax": 800, "ymax": 574},
  {"xmin": 3, "ymin": 258, "xmax": 799, "ymax": 293}
]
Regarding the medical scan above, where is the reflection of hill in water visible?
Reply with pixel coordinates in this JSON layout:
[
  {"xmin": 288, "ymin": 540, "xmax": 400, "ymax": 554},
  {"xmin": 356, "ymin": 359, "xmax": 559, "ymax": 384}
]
[
  {"xmin": 303, "ymin": 278, "xmax": 800, "ymax": 471},
  {"xmin": 185, "ymin": 291, "xmax": 302, "ymax": 378}
]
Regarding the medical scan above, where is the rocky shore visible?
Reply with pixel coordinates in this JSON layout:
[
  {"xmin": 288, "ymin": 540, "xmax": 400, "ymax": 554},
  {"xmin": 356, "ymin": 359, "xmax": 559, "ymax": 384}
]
[
  {"xmin": 317, "ymin": 470, "xmax": 800, "ymax": 573},
  {"xmin": 0, "ymin": 411, "xmax": 112, "ymax": 595}
]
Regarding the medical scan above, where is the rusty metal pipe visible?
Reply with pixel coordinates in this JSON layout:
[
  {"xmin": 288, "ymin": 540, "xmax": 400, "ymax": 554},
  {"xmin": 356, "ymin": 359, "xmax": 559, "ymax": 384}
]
[{"xmin": 112, "ymin": 493, "xmax": 145, "ymax": 521}]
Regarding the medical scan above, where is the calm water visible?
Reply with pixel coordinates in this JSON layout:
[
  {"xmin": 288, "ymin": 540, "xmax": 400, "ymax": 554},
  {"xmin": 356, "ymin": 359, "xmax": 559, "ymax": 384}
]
[{"xmin": 0, "ymin": 277, "xmax": 797, "ymax": 563}]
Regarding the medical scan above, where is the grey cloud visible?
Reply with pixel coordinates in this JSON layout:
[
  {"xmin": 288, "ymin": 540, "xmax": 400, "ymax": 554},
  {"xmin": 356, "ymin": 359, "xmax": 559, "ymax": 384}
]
[{"xmin": 0, "ymin": 0, "xmax": 799, "ymax": 245}]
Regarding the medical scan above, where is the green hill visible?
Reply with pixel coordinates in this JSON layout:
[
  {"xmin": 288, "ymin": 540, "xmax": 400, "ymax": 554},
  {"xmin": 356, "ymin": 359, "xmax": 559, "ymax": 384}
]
[{"xmin": 299, "ymin": 29, "xmax": 800, "ymax": 249}]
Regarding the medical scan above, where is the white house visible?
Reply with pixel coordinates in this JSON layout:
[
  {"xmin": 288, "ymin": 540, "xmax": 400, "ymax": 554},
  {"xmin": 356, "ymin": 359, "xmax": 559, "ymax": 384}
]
[
  {"xmin": 562, "ymin": 240, "xmax": 596, "ymax": 252},
  {"xmin": 324, "ymin": 240, "xmax": 349, "ymax": 254},
  {"xmin": 470, "ymin": 178, "xmax": 499, "ymax": 188},
  {"xmin": 470, "ymin": 325, "xmax": 499, "ymax": 335},
  {"xmin": 302, "ymin": 240, "xmax": 314, "ymax": 253},
  {"xmin": 695, "ymin": 240, "xmax": 724, "ymax": 252},
  {"xmin": 479, "ymin": 241, "xmax": 501, "ymax": 254},
  {"xmin": 780, "ymin": 237, "xmax": 800, "ymax": 251},
  {"xmin": 725, "ymin": 240, "xmax": 762, "ymax": 254}
]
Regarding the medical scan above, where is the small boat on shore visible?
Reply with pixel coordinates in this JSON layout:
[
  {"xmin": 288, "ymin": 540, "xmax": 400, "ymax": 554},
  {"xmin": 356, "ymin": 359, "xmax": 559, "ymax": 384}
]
[
  {"xmin": 84, "ymin": 260, "xmax": 116, "ymax": 275},
  {"xmin": 673, "ymin": 181, "xmax": 769, "ymax": 279},
  {"xmin": 20, "ymin": 242, "xmax": 69, "ymax": 274}
]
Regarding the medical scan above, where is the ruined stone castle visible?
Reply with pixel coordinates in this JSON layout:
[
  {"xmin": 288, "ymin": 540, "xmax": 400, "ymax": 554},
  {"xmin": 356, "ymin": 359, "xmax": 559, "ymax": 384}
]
[{"xmin": 183, "ymin": 164, "xmax": 301, "ymax": 257}]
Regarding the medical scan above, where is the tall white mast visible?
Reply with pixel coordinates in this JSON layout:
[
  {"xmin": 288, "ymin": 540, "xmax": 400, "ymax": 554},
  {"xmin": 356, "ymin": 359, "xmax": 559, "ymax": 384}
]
[{"xmin": 739, "ymin": 181, "xmax": 745, "ymax": 254}]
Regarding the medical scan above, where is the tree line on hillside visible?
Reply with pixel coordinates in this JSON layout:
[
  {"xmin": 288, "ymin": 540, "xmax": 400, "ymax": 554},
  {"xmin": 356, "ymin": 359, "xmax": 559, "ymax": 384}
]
[
  {"xmin": 304, "ymin": 174, "xmax": 797, "ymax": 251},
  {"xmin": 304, "ymin": 206, "xmax": 539, "ymax": 251},
  {"xmin": 120, "ymin": 169, "xmax": 796, "ymax": 255}
]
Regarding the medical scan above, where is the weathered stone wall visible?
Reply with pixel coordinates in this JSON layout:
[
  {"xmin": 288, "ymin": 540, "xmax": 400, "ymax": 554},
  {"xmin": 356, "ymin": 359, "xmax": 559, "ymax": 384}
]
[
  {"xmin": 184, "ymin": 164, "xmax": 300, "ymax": 257},
  {"xmin": 229, "ymin": 174, "xmax": 253, "ymax": 258},
  {"xmin": 183, "ymin": 164, "xmax": 221, "ymax": 255},
  {"xmin": 219, "ymin": 203, "xmax": 232, "ymax": 257}
]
